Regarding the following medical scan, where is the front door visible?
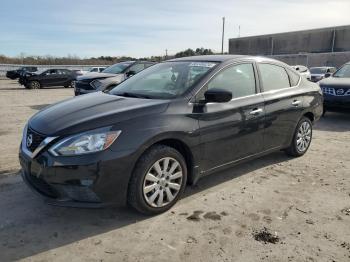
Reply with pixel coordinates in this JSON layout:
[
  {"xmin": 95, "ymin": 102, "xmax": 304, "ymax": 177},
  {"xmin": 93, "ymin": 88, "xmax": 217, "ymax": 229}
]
[{"xmin": 197, "ymin": 63, "xmax": 265, "ymax": 171}]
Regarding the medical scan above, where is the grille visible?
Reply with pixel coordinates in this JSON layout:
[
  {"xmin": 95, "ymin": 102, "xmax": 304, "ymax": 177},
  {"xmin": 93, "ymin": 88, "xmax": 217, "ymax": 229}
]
[
  {"xmin": 25, "ymin": 172, "xmax": 58, "ymax": 198},
  {"xmin": 27, "ymin": 128, "xmax": 46, "ymax": 152},
  {"xmin": 75, "ymin": 79, "xmax": 94, "ymax": 90},
  {"xmin": 322, "ymin": 87, "xmax": 350, "ymax": 96}
]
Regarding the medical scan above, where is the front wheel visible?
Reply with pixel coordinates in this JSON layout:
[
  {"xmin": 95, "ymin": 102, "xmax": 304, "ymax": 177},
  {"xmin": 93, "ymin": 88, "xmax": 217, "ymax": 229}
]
[
  {"xmin": 29, "ymin": 81, "xmax": 41, "ymax": 89},
  {"xmin": 127, "ymin": 145, "xmax": 187, "ymax": 215},
  {"xmin": 285, "ymin": 117, "xmax": 313, "ymax": 157}
]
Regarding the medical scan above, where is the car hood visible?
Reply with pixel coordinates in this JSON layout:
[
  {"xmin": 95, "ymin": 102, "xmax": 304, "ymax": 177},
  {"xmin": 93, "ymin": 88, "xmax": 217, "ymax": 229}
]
[
  {"xmin": 29, "ymin": 92, "xmax": 169, "ymax": 136},
  {"xmin": 77, "ymin": 72, "xmax": 123, "ymax": 81},
  {"xmin": 319, "ymin": 77, "xmax": 350, "ymax": 88}
]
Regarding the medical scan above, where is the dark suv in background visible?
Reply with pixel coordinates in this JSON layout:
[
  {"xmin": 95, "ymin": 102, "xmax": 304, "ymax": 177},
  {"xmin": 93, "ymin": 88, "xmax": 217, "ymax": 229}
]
[
  {"xmin": 6, "ymin": 66, "xmax": 38, "ymax": 80},
  {"xmin": 74, "ymin": 61, "xmax": 156, "ymax": 96},
  {"xmin": 19, "ymin": 55, "xmax": 322, "ymax": 214},
  {"xmin": 318, "ymin": 62, "xmax": 350, "ymax": 112}
]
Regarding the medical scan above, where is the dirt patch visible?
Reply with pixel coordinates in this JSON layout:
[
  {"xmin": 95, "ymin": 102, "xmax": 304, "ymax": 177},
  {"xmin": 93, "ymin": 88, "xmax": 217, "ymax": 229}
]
[
  {"xmin": 248, "ymin": 213, "xmax": 260, "ymax": 221},
  {"xmin": 0, "ymin": 131, "xmax": 10, "ymax": 136},
  {"xmin": 341, "ymin": 207, "xmax": 350, "ymax": 216},
  {"xmin": 253, "ymin": 227, "xmax": 280, "ymax": 244},
  {"xmin": 186, "ymin": 211, "xmax": 204, "ymax": 222},
  {"xmin": 203, "ymin": 212, "xmax": 221, "ymax": 221},
  {"xmin": 29, "ymin": 104, "xmax": 51, "ymax": 111}
]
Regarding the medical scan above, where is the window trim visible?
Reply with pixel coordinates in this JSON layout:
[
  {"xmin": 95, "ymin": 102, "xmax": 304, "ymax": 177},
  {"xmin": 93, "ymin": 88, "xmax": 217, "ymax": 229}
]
[{"xmin": 192, "ymin": 61, "xmax": 260, "ymax": 103}]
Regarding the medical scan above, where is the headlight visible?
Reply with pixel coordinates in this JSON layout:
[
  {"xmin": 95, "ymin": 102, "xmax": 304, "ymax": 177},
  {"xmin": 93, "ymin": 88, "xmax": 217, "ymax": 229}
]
[
  {"xmin": 49, "ymin": 127, "xmax": 121, "ymax": 156},
  {"xmin": 90, "ymin": 79, "xmax": 103, "ymax": 89}
]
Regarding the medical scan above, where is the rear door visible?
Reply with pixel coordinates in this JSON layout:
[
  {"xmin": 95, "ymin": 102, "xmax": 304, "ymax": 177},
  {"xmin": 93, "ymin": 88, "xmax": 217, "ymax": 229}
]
[
  {"xmin": 58, "ymin": 69, "xmax": 73, "ymax": 85},
  {"xmin": 197, "ymin": 62, "xmax": 266, "ymax": 171},
  {"xmin": 40, "ymin": 69, "xmax": 64, "ymax": 86},
  {"xmin": 258, "ymin": 63, "xmax": 304, "ymax": 150}
]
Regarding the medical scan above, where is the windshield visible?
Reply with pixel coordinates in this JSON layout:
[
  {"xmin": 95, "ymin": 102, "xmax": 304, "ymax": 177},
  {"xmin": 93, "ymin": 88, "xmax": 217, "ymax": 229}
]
[
  {"xmin": 310, "ymin": 67, "xmax": 327, "ymax": 74},
  {"xmin": 333, "ymin": 64, "xmax": 350, "ymax": 78},
  {"xmin": 102, "ymin": 62, "xmax": 133, "ymax": 74},
  {"xmin": 109, "ymin": 61, "xmax": 218, "ymax": 99}
]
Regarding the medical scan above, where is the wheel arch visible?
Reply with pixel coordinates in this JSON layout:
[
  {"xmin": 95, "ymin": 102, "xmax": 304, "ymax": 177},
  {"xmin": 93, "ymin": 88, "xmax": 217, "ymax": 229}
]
[
  {"xmin": 303, "ymin": 111, "xmax": 315, "ymax": 123},
  {"xmin": 132, "ymin": 136, "xmax": 197, "ymax": 186}
]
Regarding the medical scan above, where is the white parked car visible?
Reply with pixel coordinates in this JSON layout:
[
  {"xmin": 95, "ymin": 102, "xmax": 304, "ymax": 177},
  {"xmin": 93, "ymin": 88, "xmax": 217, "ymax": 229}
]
[
  {"xmin": 87, "ymin": 67, "xmax": 106, "ymax": 73},
  {"xmin": 292, "ymin": 65, "xmax": 311, "ymax": 81},
  {"xmin": 77, "ymin": 67, "xmax": 107, "ymax": 75}
]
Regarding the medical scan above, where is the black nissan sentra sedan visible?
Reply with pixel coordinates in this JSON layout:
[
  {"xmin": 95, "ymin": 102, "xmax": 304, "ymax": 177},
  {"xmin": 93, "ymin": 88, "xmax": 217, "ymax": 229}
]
[{"xmin": 19, "ymin": 55, "xmax": 323, "ymax": 214}]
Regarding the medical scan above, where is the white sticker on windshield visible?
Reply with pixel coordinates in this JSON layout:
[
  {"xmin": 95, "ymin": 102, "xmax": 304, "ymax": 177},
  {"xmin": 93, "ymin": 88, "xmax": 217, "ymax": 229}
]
[{"xmin": 189, "ymin": 62, "xmax": 216, "ymax": 68}]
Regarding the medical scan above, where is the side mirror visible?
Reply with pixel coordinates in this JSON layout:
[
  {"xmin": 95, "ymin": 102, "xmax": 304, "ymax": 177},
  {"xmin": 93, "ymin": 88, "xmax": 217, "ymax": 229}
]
[
  {"xmin": 126, "ymin": 70, "xmax": 136, "ymax": 77},
  {"xmin": 204, "ymin": 88, "xmax": 232, "ymax": 103},
  {"xmin": 324, "ymin": 73, "xmax": 332, "ymax": 78}
]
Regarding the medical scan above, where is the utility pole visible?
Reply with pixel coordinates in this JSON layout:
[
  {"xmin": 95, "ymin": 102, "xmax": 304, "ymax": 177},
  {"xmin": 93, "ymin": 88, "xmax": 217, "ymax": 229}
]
[
  {"xmin": 238, "ymin": 25, "xmax": 241, "ymax": 37},
  {"xmin": 221, "ymin": 17, "xmax": 225, "ymax": 54},
  {"xmin": 165, "ymin": 49, "xmax": 168, "ymax": 59}
]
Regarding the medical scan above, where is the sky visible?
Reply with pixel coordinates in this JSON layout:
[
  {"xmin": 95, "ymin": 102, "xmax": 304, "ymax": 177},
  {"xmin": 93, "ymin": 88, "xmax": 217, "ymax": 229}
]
[{"xmin": 0, "ymin": 0, "xmax": 349, "ymax": 58}]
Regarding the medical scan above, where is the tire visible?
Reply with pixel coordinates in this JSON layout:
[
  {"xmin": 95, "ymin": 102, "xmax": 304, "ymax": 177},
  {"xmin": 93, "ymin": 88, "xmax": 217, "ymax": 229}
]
[
  {"xmin": 29, "ymin": 81, "xmax": 41, "ymax": 89},
  {"xmin": 285, "ymin": 117, "xmax": 313, "ymax": 157},
  {"xmin": 127, "ymin": 145, "xmax": 187, "ymax": 215}
]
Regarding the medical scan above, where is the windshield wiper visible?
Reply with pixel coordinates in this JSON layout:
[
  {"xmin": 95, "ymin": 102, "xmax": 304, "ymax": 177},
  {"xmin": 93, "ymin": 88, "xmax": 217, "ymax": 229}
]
[{"xmin": 115, "ymin": 92, "xmax": 152, "ymax": 99}]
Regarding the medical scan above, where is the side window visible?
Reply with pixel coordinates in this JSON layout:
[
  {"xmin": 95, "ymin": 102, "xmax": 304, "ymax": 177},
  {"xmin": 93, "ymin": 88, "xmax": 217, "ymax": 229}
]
[
  {"xmin": 145, "ymin": 63, "xmax": 154, "ymax": 69},
  {"xmin": 286, "ymin": 68, "xmax": 300, "ymax": 86},
  {"xmin": 44, "ymin": 69, "xmax": 56, "ymax": 75},
  {"xmin": 90, "ymin": 68, "xmax": 98, "ymax": 72},
  {"xmin": 207, "ymin": 63, "xmax": 256, "ymax": 99},
  {"xmin": 259, "ymin": 64, "xmax": 290, "ymax": 91},
  {"xmin": 128, "ymin": 63, "xmax": 145, "ymax": 74}
]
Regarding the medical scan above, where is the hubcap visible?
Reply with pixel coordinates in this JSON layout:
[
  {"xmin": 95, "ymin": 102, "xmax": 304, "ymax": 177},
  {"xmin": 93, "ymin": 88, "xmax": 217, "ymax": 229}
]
[
  {"xmin": 296, "ymin": 121, "xmax": 312, "ymax": 152},
  {"xmin": 32, "ymin": 82, "xmax": 39, "ymax": 89},
  {"xmin": 143, "ymin": 157, "xmax": 183, "ymax": 208}
]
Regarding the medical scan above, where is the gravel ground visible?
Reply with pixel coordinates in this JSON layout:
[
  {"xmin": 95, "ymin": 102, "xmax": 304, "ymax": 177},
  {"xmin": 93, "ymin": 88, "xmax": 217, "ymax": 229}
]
[{"xmin": 0, "ymin": 78, "xmax": 349, "ymax": 262}]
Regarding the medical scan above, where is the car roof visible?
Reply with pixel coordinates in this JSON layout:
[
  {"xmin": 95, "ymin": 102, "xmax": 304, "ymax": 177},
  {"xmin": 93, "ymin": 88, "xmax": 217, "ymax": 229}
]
[
  {"xmin": 168, "ymin": 55, "xmax": 248, "ymax": 62},
  {"xmin": 167, "ymin": 55, "xmax": 283, "ymax": 64}
]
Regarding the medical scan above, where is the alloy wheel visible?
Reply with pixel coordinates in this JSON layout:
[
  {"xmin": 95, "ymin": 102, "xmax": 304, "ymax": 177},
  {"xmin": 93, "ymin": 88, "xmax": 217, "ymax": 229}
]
[
  {"xmin": 296, "ymin": 121, "xmax": 312, "ymax": 152},
  {"xmin": 31, "ymin": 81, "xmax": 40, "ymax": 89},
  {"xmin": 143, "ymin": 157, "xmax": 183, "ymax": 208}
]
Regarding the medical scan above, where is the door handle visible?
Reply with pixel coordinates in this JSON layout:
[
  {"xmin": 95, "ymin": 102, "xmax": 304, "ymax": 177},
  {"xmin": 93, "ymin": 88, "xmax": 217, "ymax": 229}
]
[
  {"xmin": 292, "ymin": 100, "xmax": 301, "ymax": 106},
  {"xmin": 249, "ymin": 108, "xmax": 263, "ymax": 115}
]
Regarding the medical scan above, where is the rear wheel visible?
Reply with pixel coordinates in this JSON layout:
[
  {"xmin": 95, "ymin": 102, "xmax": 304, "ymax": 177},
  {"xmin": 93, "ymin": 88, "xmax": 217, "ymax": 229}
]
[
  {"xmin": 29, "ymin": 81, "xmax": 40, "ymax": 89},
  {"xmin": 285, "ymin": 117, "xmax": 312, "ymax": 157},
  {"xmin": 128, "ymin": 145, "xmax": 187, "ymax": 215}
]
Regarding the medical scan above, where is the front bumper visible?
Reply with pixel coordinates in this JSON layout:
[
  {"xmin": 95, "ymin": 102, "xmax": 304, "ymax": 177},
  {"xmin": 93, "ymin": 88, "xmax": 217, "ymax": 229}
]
[
  {"xmin": 74, "ymin": 87, "xmax": 97, "ymax": 96},
  {"xmin": 74, "ymin": 79, "xmax": 96, "ymax": 96},
  {"xmin": 19, "ymin": 140, "xmax": 137, "ymax": 208},
  {"xmin": 323, "ymin": 95, "xmax": 350, "ymax": 109}
]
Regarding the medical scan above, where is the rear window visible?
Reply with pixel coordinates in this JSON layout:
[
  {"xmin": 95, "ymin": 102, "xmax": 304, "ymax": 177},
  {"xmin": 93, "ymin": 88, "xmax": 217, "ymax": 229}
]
[
  {"xmin": 259, "ymin": 64, "xmax": 291, "ymax": 92},
  {"xmin": 287, "ymin": 68, "xmax": 300, "ymax": 86}
]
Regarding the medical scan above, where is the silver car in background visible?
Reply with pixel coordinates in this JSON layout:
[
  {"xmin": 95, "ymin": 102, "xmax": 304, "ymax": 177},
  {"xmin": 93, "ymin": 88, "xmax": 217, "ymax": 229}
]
[{"xmin": 310, "ymin": 67, "xmax": 337, "ymax": 82}]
